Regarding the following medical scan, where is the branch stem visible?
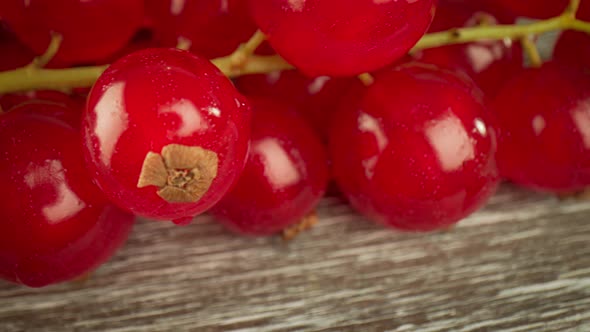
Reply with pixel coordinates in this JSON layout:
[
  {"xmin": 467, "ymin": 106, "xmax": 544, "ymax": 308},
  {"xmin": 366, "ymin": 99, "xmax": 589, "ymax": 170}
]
[
  {"xmin": 521, "ymin": 35, "xmax": 542, "ymax": 67},
  {"xmin": 1, "ymin": 12, "xmax": 590, "ymax": 94},
  {"xmin": 566, "ymin": 0, "xmax": 582, "ymax": 17},
  {"xmin": 229, "ymin": 30, "xmax": 267, "ymax": 69},
  {"xmin": 412, "ymin": 15, "xmax": 589, "ymax": 51},
  {"xmin": 29, "ymin": 33, "xmax": 63, "ymax": 69}
]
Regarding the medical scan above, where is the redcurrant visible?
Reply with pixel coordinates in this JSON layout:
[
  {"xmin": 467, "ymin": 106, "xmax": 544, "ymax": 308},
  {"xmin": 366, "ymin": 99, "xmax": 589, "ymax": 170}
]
[
  {"xmin": 248, "ymin": 0, "xmax": 436, "ymax": 76},
  {"xmin": 0, "ymin": 23, "xmax": 35, "ymax": 71},
  {"xmin": 330, "ymin": 63, "xmax": 499, "ymax": 231},
  {"xmin": 1, "ymin": 0, "xmax": 144, "ymax": 65},
  {"xmin": 93, "ymin": 29, "xmax": 160, "ymax": 65},
  {"xmin": 494, "ymin": 0, "xmax": 568, "ymax": 19},
  {"xmin": 234, "ymin": 70, "xmax": 364, "ymax": 141},
  {"xmin": 82, "ymin": 48, "xmax": 251, "ymax": 222},
  {"xmin": 411, "ymin": 1, "xmax": 522, "ymax": 97},
  {"xmin": 0, "ymin": 90, "xmax": 80, "ymax": 115},
  {"xmin": 492, "ymin": 62, "xmax": 590, "ymax": 193},
  {"xmin": 212, "ymin": 97, "xmax": 329, "ymax": 236},
  {"xmin": 554, "ymin": 31, "xmax": 590, "ymax": 72},
  {"xmin": 147, "ymin": 0, "xmax": 257, "ymax": 59},
  {"xmin": 0, "ymin": 103, "xmax": 135, "ymax": 288}
]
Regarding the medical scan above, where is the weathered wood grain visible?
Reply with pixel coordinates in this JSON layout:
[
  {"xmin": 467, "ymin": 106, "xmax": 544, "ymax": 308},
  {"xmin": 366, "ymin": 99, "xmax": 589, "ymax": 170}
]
[{"xmin": 0, "ymin": 185, "xmax": 589, "ymax": 332}]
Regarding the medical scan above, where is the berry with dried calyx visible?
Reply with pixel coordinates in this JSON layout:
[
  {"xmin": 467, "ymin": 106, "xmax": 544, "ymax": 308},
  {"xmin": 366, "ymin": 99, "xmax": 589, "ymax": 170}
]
[{"xmin": 82, "ymin": 48, "xmax": 251, "ymax": 222}]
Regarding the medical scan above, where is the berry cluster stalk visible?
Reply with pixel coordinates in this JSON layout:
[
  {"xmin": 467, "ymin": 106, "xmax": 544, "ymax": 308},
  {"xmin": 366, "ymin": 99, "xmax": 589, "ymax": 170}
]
[{"xmin": 0, "ymin": 0, "xmax": 588, "ymax": 94}]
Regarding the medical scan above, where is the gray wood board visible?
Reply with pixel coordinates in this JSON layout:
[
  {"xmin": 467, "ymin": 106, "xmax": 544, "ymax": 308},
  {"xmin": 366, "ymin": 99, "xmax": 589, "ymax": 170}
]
[{"xmin": 0, "ymin": 185, "xmax": 589, "ymax": 331}]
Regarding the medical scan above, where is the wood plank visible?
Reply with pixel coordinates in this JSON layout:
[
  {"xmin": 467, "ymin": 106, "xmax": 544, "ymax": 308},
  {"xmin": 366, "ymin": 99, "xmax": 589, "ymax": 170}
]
[{"xmin": 0, "ymin": 185, "xmax": 589, "ymax": 331}]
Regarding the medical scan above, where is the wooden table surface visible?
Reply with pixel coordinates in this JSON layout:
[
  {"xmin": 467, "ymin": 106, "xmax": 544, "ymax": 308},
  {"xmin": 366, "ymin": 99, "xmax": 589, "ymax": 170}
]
[{"xmin": 0, "ymin": 185, "xmax": 589, "ymax": 331}]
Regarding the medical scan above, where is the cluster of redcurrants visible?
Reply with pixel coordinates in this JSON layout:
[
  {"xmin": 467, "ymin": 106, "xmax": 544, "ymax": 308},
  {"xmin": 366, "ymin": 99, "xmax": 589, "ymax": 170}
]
[{"xmin": 1, "ymin": 0, "xmax": 590, "ymax": 288}]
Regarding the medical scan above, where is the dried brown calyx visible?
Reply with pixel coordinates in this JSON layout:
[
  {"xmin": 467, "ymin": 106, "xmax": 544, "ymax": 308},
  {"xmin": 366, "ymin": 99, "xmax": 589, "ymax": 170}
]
[
  {"xmin": 137, "ymin": 144, "xmax": 219, "ymax": 203},
  {"xmin": 282, "ymin": 211, "xmax": 318, "ymax": 241}
]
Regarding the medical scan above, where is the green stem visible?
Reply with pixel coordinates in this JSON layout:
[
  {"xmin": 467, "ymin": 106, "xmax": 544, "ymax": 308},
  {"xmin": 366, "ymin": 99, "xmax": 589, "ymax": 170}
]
[
  {"xmin": 415, "ymin": 15, "xmax": 576, "ymax": 51},
  {"xmin": 29, "ymin": 32, "xmax": 63, "ymax": 69},
  {"xmin": 229, "ymin": 29, "xmax": 267, "ymax": 68},
  {"xmin": 212, "ymin": 54, "xmax": 293, "ymax": 77},
  {"xmin": 520, "ymin": 35, "xmax": 542, "ymax": 68},
  {"xmin": 0, "ymin": 66, "xmax": 108, "ymax": 93},
  {"xmin": 1, "ymin": 12, "xmax": 590, "ymax": 95},
  {"xmin": 566, "ymin": 0, "xmax": 581, "ymax": 17}
]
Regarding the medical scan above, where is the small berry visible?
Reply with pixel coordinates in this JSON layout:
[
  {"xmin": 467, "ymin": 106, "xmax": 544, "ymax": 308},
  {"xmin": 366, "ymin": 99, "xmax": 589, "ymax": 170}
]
[
  {"xmin": 1, "ymin": 0, "xmax": 144, "ymax": 65},
  {"xmin": 248, "ymin": 0, "xmax": 436, "ymax": 76},
  {"xmin": 0, "ymin": 23, "xmax": 35, "ymax": 71},
  {"xmin": 147, "ymin": 0, "xmax": 257, "ymax": 59},
  {"xmin": 82, "ymin": 48, "xmax": 251, "ymax": 222},
  {"xmin": 492, "ymin": 62, "xmax": 590, "ymax": 193},
  {"xmin": 411, "ymin": 1, "xmax": 522, "ymax": 97},
  {"xmin": 0, "ymin": 90, "xmax": 80, "ymax": 114},
  {"xmin": 212, "ymin": 97, "xmax": 329, "ymax": 236},
  {"xmin": 234, "ymin": 70, "xmax": 363, "ymax": 141},
  {"xmin": 554, "ymin": 31, "xmax": 590, "ymax": 73},
  {"xmin": 330, "ymin": 63, "xmax": 499, "ymax": 231},
  {"xmin": 494, "ymin": 0, "xmax": 568, "ymax": 19},
  {"xmin": 0, "ymin": 102, "xmax": 135, "ymax": 288}
]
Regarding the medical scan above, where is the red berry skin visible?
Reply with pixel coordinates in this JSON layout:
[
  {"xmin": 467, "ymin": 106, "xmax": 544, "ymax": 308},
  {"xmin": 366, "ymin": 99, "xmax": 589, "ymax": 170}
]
[
  {"xmin": 248, "ymin": 0, "xmax": 436, "ymax": 76},
  {"xmin": 412, "ymin": 1, "xmax": 522, "ymax": 97},
  {"xmin": 330, "ymin": 63, "xmax": 499, "ymax": 232},
  {"xmin": 0, "ymin": 24, "xmax": 35, "ymax": 71},
  {"xmin": 82, "ymin": 48, "xmax": 251, "ymax": 222},
  {"xmin": 0, "ymin": 90, "xmax": 79, "ymax": 114},
  {"xmin": 495, "ymin": 0, "xmax": 568, "ymax": 19},
  {"xmin": 147, "ymin": 0, "xmax": 257, "ymax": 59},
  {"xmin": 554, "ymin": 31, "xmax": 590, "ymax": 73},
  {"xmin": 234, "ymin": 70, "xmax": 364, "ymax": 141},
  {"xmin": 93, "ymin": 29, "xmax": 161, "ymax": 65},
  {"xmin": 1, "ymin": 0, "xmax": 143, "ymax": 65},
  {"xmin": 211, "ymin": 97, "xmax": 329, "ymax": 236},
  {"xmin": 492, "ymin": 62, "xmax": 590, "ymax": 193},
  {"xmin": 0, "ymin": 103, "xmax": 135, "ymax": 288}
]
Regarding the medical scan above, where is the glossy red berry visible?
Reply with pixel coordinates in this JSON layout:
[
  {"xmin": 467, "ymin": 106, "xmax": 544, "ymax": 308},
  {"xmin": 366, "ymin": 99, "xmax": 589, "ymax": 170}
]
[
  {"xmin": 82, "ymin": 48, "xmax": 251, "ymax": 222},
  {"xmin": 147, "ymin": 0, "xmax": 257, "ymax": 59},
  {"xmin": 248, "ymin": 0, "xmax": 436, "ymax": 76},
  {"xmin": 330, "ymin": 63, "xmax": 499, "ymax": 231},
  {"xmin": 212, "ymin": 97, "xmax": 329, "ymax": 236},
  {"xmin": 411, "ymin": 1, "xmax": 522, "ymax": 97},
  {"xmin": 234, "ymin": 70, "xmax": 363, "ymax": 141},
  {"xmin": 492, "ymin": 62, "xmax": 590, "ymax": 193},
  {"xmin": 0, "ymin": 103, "xmax": 135, "ymax": 288},
  {"xmin": 1, "ymin": 0, "xmax": 144, "ymax": 65}
]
